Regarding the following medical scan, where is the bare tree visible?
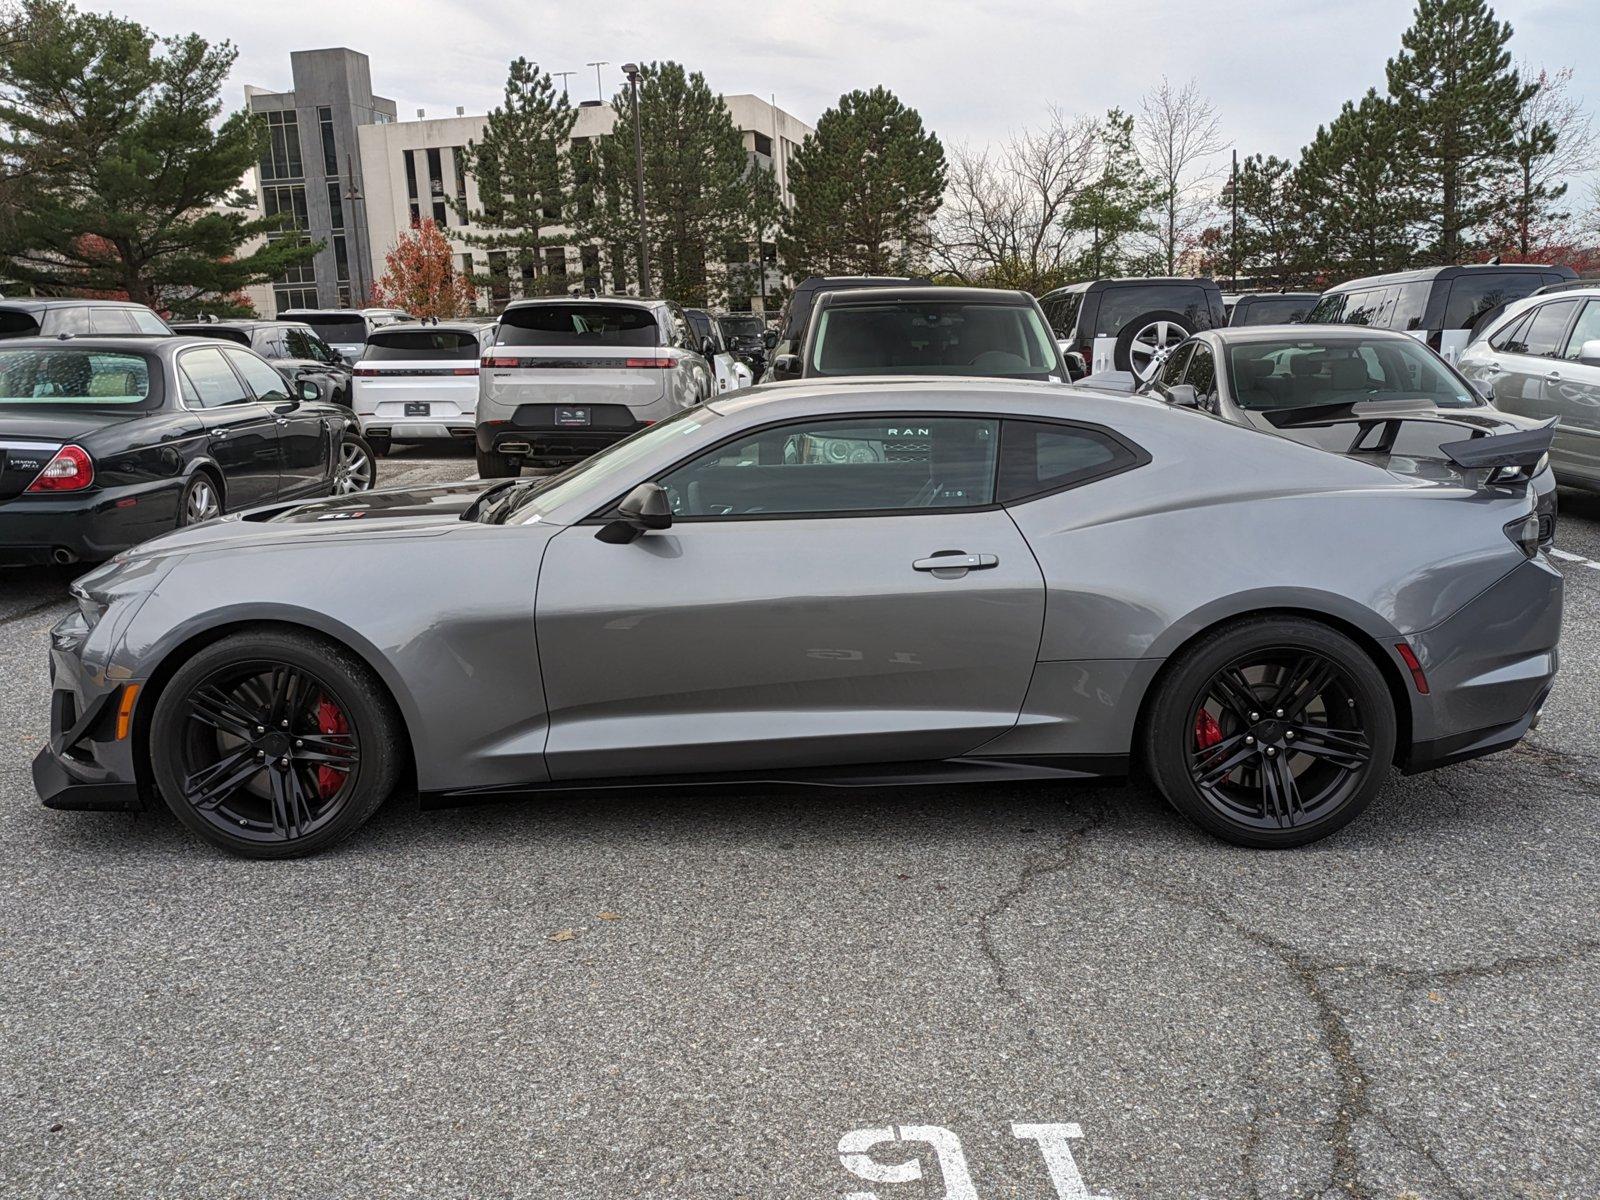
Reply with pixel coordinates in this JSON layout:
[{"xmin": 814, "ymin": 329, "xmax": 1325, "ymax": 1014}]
[
  {"xmin": 1136, "ymin": 77, "xmax": 1226, "ymax": 274},
  {"xmin": 932, "ymin": 107, "xmax": 1098, "ymax": 293},
  {"xmin": 1494, "ymin": 64, "xmax": 1596, "ymax": 258}
]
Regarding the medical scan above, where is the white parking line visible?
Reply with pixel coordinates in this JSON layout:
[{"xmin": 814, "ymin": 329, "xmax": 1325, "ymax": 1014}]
[{"xmin": 1549, "ymin": 548, "xmax": 1600, "ymax": 571}]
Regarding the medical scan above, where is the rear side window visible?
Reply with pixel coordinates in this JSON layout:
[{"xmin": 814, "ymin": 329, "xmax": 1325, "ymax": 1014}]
[
  {"xmin": 0, "ymin": 309, "xmax": 41, "ymax": 339},
  {"xmin": 87, "ymin": 307, "xmax": 135, "ymax": 334},
  {"xmin": 1389, "ymin": 283, "xmax": 1428, "ymax": 331},
  {"xmin": 363, "ymin": 330, "xmax": 481, "ymax": 360},
  {"xmin": 1094, "ymin": 286, "xmax": 1216, "ymax": 336},
  {"xmin": 49, "ymin": 308, "xmax": 91, "ymax": 335},
  {"xmin": 997, "ymin": 420, "xmax": 1140, "ymax": 503},
  {"xmin": 497, "ymin": 304, "xmax": 660, "ymax": 348},
  {"xmin": 1040, "ymin": 291, "xmax": 1083, "ymax": 337},
  {"xmin": 1444, "ymin": 273, "xmax": 1546, "ymax": 330}
]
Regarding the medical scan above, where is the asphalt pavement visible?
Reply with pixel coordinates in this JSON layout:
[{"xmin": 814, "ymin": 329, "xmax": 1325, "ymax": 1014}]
[{"xmin": 1, "ymin": 447, "xmax": 1596, "ymax": 1199}]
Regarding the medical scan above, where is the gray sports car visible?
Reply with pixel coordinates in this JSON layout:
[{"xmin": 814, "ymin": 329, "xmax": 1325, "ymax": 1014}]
[{"xmin": 35, "ymin": 378, "xmax": 1561, "ymax": 857}]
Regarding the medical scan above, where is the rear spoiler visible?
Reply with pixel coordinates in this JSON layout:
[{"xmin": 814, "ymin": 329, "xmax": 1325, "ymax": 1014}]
[{"xmin": 1438, "ymin": 418, "xmax": 1556, "ymax": 474}]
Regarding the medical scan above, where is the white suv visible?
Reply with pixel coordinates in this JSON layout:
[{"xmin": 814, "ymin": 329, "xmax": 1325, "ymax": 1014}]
[
  {"xmin": 351, "ymin": 321, "xmax": 495, "ymax": 455},
  {"xmin": 474, "ymin": 297, "xmax": 713, "ymax": 477}
]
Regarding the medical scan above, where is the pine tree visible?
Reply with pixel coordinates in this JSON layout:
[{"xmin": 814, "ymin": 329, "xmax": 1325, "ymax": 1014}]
[
  {"xmin": 1385, "ymin": 0, "xmax": 1535, "ymax": 263},
  {"xmin": 1060, "ymin": 109, "xmax": 1161, "ymax": 278},
  {"xmin": 453, "ymin": 57, "xmax": 576, "ymax": 302},
  {"xmin": 1216, "ymin": 154, "xmax": 1310, "ymax": 286},
  {"xmin": 781, "ymin": 87, "xmax": 946, "ymax": 278},
  {"xmin": 0, "ymin": 0, "xmax": 317, "ymax": 315},
  {"xmin": 569, "ymin": 130, "xmax": 637, "ymax": 293},
  {"xmin": 370, "ymin": 219, "xmax": 477, "ymax": 317},
  {"xmin": 1296, "ymin": 91, "xmax": 1419, "ymax": 278}
]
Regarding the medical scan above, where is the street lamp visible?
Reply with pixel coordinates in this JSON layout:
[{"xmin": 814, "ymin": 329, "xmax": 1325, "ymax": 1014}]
[{"xmin": 622, "ymin": 62, "xmax": 650, "ymax": 298}]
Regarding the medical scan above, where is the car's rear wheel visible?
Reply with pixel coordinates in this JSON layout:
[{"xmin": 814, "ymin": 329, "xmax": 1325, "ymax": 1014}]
[
  {"xmin": 333, "ymin": 436, "xmax": 376, "ymax": 494},
  {"xmin": 476, "ymin": 445, "xmax": 519, "ymax": 478},
  {"xmin": 1113, "ymin": 309, "xmax": 1193, "ymax": 384},
  {"xmin": 1144, "ymin": 617, "xmax": 1395, "ymax": 847},
  {"xmin": 177, "ymin": 472, "xmax": 222, "ymax": 527},
  {"xmin": 149, "ymin": 630, "xmax": 403, "ymax": 858}
]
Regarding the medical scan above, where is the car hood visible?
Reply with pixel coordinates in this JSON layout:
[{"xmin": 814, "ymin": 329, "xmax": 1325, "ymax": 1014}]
[{"xmin": 115, "ymin": 480, "xmax": 499, "ymax": 561}]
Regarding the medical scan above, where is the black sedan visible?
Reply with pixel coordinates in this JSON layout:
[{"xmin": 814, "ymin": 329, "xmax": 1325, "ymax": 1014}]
[{"xmin": 0, "ymin": 337, "xmax": 375, "ymax": 565}]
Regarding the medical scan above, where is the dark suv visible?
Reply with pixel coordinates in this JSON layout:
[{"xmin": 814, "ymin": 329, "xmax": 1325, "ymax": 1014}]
[
  {"xmin": 771, "ymin": 286, "xmax": 1067, "ymax": 382},
  {"xmin": 0, "ymin": 298, "xmax": 172, "ymax": 339},
  {"xmin": 170, "ymin": 319, "xmax": 353, "ymax": 407},
  {"xmin": 1225, "ymin": 291, "xmax": 1320, "ymax": 326},
  {"xmin": 1304, "ymin": 263, "xmax": 1575, "ymax": 363},
  {"xmin": 768, "ymin": 276, "xmax": 931, "ymax": 377},
  {"xmin": 1037, "ymin": 277, "xmax": 1226, "ymax": 383}
]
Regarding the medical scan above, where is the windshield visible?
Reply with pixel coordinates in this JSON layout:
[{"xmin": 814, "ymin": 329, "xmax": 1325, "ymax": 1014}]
[
  {"xmin": 1226, "ymin": 337, "xmax": 1478, "ymax": 410},
  {"xmin": 497, "ymin": 303, "xmax": 660, "ymax": 348},
  {"xmin": 363, "ymin": 330, "xmax": 480, "ymax": 360},
  {"xmin": 289, "ymin": 314, "xmax": 367, "ymax": 344},
  {"xmin": 0, "ymin": 348, "xmax": 154, "ymax": 406},
  {"xmin": 809, "ymin": 301, "xmax": 1060, "ymax": 377},
  {"xmin": 506, "ymin": 407, "xmax": 721, "ymax": 522},
  {"xmin": 720, "ymin": 316, "xmax": 764, "ymax": 339}
]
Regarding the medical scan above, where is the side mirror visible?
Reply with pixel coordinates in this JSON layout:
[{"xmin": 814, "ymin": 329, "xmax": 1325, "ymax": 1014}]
[
  {"xmin": 771, "ymin": 353, "xmax": 802, "ymax": 381},
  {"xmin": 596, "ymin": 481, "xmax": 673, "ymax": 544},
  {"xmin": 700, "ymin": 336, "xmax": 716, "ymax": 358},
  {"xmin": 1470, "ymin": 377, "xmax": 1495, "ymax": 402},
  {"xmin": 762, "ymin": 330, "xmax": 778, "ymax": 350},
  {"xmin": 1165, "ymin": 383, "xmax": 1201, "ymax": 408},
  {"xmin": 295, "ymin": 379, "xmax": 322, "ymax": 402},
  {"xmin": 1580, "ymin": 339, "xmax": 1600, "ymax": 369}
]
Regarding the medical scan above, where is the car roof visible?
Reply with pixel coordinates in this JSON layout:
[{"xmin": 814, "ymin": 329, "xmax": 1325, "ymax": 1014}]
[
  {"xmin": 0, "ymin": 298, "xmax": 158, "ymax": 313},
  {"xmin": 1040, "ymin": 277, "xmax": 1221, "ymax": 299},
  {"xmin": 1199, "ymin": 324, "xmax": 1428, "ymax": 344},
  {"xmin": 817, "ymin": 285, "xmax": 1037, "ymax": 306},
  {"xmin": 171, "ymin": 319, "xmax": 280, "ymax": 331},
  {"xmin": 369, "ymin": 319, "xmax": 493, "ymax": 335},
  {"xmin": 500, "ymin": 295, "xmax": 661, "ymax": 312},
  {"xmin": 1325, "ymin": 263, "xmax": 1575, "ymax": 292},
  {"xmin": 279, "ymin": 307, "xmax": 408, "ymax": 318},
  {"xmin": 1231, "ymin": 291, "xmax": 1320, "ymax": 302},
  {"xmin": 0, "ymin": 334, "xmax": 216, "ymax": 354},
  {"xmin": 793, "ymin": 275, "xmax": 923, "ymax": 292}
]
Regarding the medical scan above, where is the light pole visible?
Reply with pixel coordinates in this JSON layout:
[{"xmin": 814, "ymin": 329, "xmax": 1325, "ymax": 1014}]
[
  {"xmin": 622, "ymin": 62, "xmax": 650, "ymax": 298},
  {"xmin": 344, "ymin": 153, "xmax": 367, "ymax": 306}
]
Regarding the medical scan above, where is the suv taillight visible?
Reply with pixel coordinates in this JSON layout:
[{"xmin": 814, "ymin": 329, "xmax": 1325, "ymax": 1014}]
[
  {"xmin": 483, "ymin": 356, "xmax": 521, "ymax": 368},
  {"xmin": 624, "ymin": 357, "xmax": 676, "ymax": 369},
  {"xmin": 25, "ymin": 444, "xmax": 94, "ymax": 493}
]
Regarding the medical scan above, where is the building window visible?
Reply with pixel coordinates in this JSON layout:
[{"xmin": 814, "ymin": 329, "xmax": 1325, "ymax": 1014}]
[
  {"xmin": 487, "ymin": 251, "xmax": 509, "ymax": 304},
  {"xmin": 327, "ymin": 181, "xmax": 345, "ymax": 231},
  {"xmin": 262, "ymin": 184, "xmax": 309, "ymax": 229},
  {"xmin": 274, "ymin": 285, "xmax": 318, "ymax": 311},
  {"xmin": 453, "ymin": 146, "xmax": 468, "ymax": 218},
  {"xmin": 580, "ymin": 245, "xmax": 600, "ymax": 293},
  {"xmin": 318, "ymin": 105, "xmax": 338, "ymax": 177},
  {"xmin": 426, "ymin": 148, "xmax": 447, "ymax": 225},
  {"xmin": 751, "ymin": 131, "xmax": 773, "ymax": 156},
  {"xmin": 269, "ymin": 235, "xmax": 316, "ymax": 286},
  {"xmin": 333, "ymin": 234, "xmax": 350, "ymax": 286},
  {"xmin": 545, "ymin": 247, "xmax": 566, "ymax": 277},
  {"xmin": 260, "ymin": 110, "xmax": 303, "ymax": 181},
  {"xmin": 459, "ymin": 253, "xmax": 473, "ymax": 281},
  {"xmin": 404, "ymin": 149, "xmax": 421, "ymax": 226}
]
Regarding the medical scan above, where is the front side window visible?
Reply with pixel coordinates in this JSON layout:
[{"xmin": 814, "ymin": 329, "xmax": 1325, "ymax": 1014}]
[
  {"xmin": 0, "ymin": 349, "xmax": 152, "ymax": 405},
  {"xmin": 1339, "ymin": 288, "xmax": 1391, "ymax": 327},
  {"xmin": 222, "ymin": 347, "xmax": 291, "ymax": 403},
  {"xmin": 1224, "ymin": 336, "xmax": 1479, "ymax": 410},
  {"xmin": 1562, "ymin": 300, "xmax": 1600, "ymax": 361},
  {"xmin": 809, "ymin": 301, "xmax": 1060, "ymax": 378},
  {"xmin": 1156, "ymin": 343, "xmax": 1193, "ymax": 388},
  {"xmin": 659, "ymin": 417, "xmax": 1000, "ymax": 518},
  {"xmin": 179, "ymin": 347, "xmax": 252, "ymax": 408},
  {"xmin": 1519, "ymin": 301, "xmax": 1580, "ymax": 358},
  {"xmin": 1184, "ymin": 344, "xmax": 1218, "ymax": 400},
  {"xmin": 88, "ymin": 308, "xmax": 137, "ymax": 335},
  {"xmin": 497, "ymin": 303, "xmax": 660, "ymax": 348}
]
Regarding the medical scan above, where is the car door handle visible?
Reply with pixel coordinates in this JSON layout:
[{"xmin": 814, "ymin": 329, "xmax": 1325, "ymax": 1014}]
[
  {"xmin": 211, "ymin": 429, "xmax": 229, "ymax": 439},
  {"xmin": 1547, "ymin": 370, "xmax": 1563, "ymax": 380},
  {"xmin": 913, "ymin": 553, "xmax": 998, "ymax": 572}
]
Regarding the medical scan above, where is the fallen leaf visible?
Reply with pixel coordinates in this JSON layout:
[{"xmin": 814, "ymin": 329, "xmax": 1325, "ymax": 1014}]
[
  {"xmin": 549, "ymin": 929, "xmax": 577, "ymax": 942},
  {"xmin": 1427, "ymin": 990, "xmax": 1444, "ymax": 1003},
  {"xmin": 597, "ymin": 911, "xmax": 621, "ymax": 921}
]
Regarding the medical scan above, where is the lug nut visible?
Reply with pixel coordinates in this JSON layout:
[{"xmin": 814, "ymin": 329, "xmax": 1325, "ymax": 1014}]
[
  {"xmin": 280, "ymin": 720, "xmax": 289, "ymax": 728},
  {"xmin": 256, "ymin": 726, "xmax": 265, "ymax": 734},
  {"xmin": 295, "ymin": 740, "xmax": 303, "ymax": 748},
  {"xmin": 256, "ymin": 750, "xmax": 265, "ymax": 759},
  {"xmin": 1249, "ymin": 712, "xmax": 1259, "ymax": 721},
  {"xmin": 1266, "ymin": 747, "xmax": 1277, "ymax": 757},
  {"xmin": 1245, "ymin": 735, "xmax": 1255, "ymax": 745},
  {"xmin": 1285, "ymin": 731, "xmax": 1295, "ymax": 741},
  {"xmin": 279, "ymin": 758, "xmax": 289, "ymax": 767},
  {"xmin": 1275, "ymin": 709, "xmax": 1284, "ymax": 718}
]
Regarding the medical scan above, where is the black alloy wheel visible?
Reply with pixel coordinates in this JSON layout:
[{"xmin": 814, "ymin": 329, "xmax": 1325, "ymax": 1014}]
[
  {"xmin": 1145, "ymin": 618, "xmax": 1395, "ymax": 847},
  {"xmin": 150, "ymin": 631, "xmax": 402, "ymax": 857}
]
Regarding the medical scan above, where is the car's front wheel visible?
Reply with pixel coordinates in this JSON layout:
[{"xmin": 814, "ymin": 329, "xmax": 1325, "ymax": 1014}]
[
  {"xmin": 149, "ymin": 629, "xmax": 404, "ymax": 857},
  {"xmin": 1143, "ymin": 617, "xmax": 1396, "ymax": 848}
]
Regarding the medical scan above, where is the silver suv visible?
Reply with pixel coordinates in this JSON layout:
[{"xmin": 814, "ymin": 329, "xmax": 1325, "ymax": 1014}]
[
  {"xmin": 1457, "ymin": 285, "xmax": 1600, "ymax": 490},
  {"xmin": 475, "ymin": 297, "xmax": 714, "ymax": 477}
]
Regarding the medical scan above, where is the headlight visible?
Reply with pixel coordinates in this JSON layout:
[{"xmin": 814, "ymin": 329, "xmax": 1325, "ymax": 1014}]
[{"xmin": 68, "ymin": 580, "xmax": 109, "ymax": 627}]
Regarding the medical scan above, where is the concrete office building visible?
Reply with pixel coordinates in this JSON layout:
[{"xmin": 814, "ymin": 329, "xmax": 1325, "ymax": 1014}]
[
  {"xmin": 358, "ymin": 94, "xmax": 813, "ymax": 313},
  {"xmin": 245, "ymin": 48, "xmax": 396, "ymax": 315}
]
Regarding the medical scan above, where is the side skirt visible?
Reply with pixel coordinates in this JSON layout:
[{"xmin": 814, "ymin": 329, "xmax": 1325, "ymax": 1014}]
[{"xmin": 419, "ymin": 754, "xmax": 1130, "ymax": 810}]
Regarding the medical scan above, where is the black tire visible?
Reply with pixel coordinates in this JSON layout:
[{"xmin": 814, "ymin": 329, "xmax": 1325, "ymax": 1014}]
[
  {"xmin": 1143, "ymin": 617, "xmax": 1396, "ymax": 848},
  {"xmin": 148, "ymin": 629, "xmax": 404, "ymax": 858},
  {"xmin": 177, "ymin": 471, "xmax": 223, "ymax": 527},
  {"xmin": 476, "ymin": 445, "xmax": 519, "ymax": 478},
  {"xmin": 334, "ymin": 435, "xmax": 376, "ymax": 494},
  {"xmin": 367, "ymin": 435, "xmax": 391, "ymax": 458},
  {"xmin": 1112, "ymin": 309, "xmax": 1193, "ymax": 384}
]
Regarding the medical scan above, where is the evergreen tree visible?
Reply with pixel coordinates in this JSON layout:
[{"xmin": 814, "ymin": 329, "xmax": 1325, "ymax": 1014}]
[
  {"xmin": 1385, "ymin": 0, "xmax": 1535, "ymax": 262},
  {"xmin": 0, "ymin": 0, "xmax": 317, "ymax": 314},
  {"xmin": 569, "ymin": 130, "xmax": 637, "ymax": 293},
  {"xmin": 1060, "ymin": 109, "xmax": 1161, "ymax": 278},
  {"xmin": 1216, "ymin": 154, "xmax": 1310, "ymax": 286},
  {"xmin": 1296, "ymin": 91, "xmax": 1419, "ymax": 278},
  {"xmin": 453, "ymin": 57, "xmax": 576, "ymax": 302},
  {"xmin": 781, "ymin": 87, "xmax": 946, "ymax": 277},
  {"xmin": 370, "ymin": 219, "xmax": 477, "ymax": 317}
]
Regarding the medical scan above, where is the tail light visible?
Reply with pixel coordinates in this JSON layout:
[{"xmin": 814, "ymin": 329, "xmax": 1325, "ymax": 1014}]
[
  {"xmin": 26, "ymin": 444, "xmax": 94, "ymax": 493},
  {"xmin": 354, "ymin": 366, "xmax": 378, "ymax": 377},
  {"xmin": 452, "ymin": 366, "xmax": 478, "ymax": 376},
  {"xmin": 624, "ymin": 357, "xmax": 676, "ymax": 369},
  {"xmin": 484, "ymin": 356, "xmax": 522, "ymax": 369}
]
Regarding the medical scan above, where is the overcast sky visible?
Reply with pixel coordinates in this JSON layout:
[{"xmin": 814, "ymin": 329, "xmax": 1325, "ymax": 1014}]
[{"xmin": 103, "ymin": 0, "xmax": 1598, "ymax": 171}]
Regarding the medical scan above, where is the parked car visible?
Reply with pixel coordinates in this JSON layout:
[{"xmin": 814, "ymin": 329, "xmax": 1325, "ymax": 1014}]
[
  {"xmin": 277, "ymin": 307, "xmax": 414, "ymax": 363},
  {"xmin": 1038, "ymin": 277, "xmax": 1227, "ymax": 384},
  {"xmin": 0, "ymin": 297, "xmax": 172, "ymax": 339},
  {"xmin": 1132, "ymin": 325, "xmax": 1558, "ymax": 544},
  {"xmin": 717, "ymin": 312, "xmax": 770, "ymax": 380},
  {"xmin": 683, "ymin": 307, "xmax": 754, "ymax": 394},
  {"xmin": 0, "ymin": 337, "xmax": 374, "ymax": 565},
  {"xmin": 769, "ymin": 275, "xmax": 930, "ymax": 373},
  {"xmin": 1225, "ymin": 292, "xmax": 1320, "ymax": 327},
  {"xmin": 475, "ymin": 296, "xmax": 714, "ymax": 477},
  {"xmin": 1457, "ymin": 286, "xmax": 1600, "ymax": 490},
  {"xmin": 349, "ymin": 320, "xmax": 494, "ymax": 456},
  {"xmin": 170, "ymin": 319, "xmax": 352, "ymax": 408},
  {"xmin": 769, "ymin": 286, "xmax": 1068, "ymax": 382},
  {"xmin": 1303, "ymin": 263, "xmax": 1575, "ymax": 362},
  {"xmin": 36, "ymin": 379, "xmax": 1558, "ymax": 857}
]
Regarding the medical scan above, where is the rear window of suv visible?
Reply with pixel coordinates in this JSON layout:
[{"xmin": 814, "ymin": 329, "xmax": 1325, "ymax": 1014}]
[
  {"xmin": 289, "ymin": 314, "xmax": 367, "ymax": 344},
  {"xmin": 809, "ymin": 300, "xmax": 1060, "ymax": 378},
  {"xmin": 1094, "ymin": 285, "xmax": 1217, "ymax": 336},
  {"xmin": 363, "ymin": 330, "xmax": 481, "ymax": 359},
  {"xmin": 497, "ymin": 304, "xmax": 660, "ymax": 347}
]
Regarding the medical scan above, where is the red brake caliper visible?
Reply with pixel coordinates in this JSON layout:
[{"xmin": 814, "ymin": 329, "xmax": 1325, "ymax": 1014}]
[
  {"xmin": 1194, "ymin": 708, "xmax": 1224, "ymax": 751},
  {"xmin": 313, "ymin": 694, "xmax": 349, "ymax": 798}
]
